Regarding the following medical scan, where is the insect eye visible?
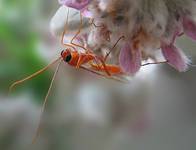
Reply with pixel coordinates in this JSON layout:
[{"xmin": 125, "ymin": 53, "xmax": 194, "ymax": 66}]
[
  {"xmin": 64, "ymin": 54, "xmax": 72, "ymax": 62},
  {"xmin": 60, "ymin": 50, "xmax": 64, "ymax": 56}
]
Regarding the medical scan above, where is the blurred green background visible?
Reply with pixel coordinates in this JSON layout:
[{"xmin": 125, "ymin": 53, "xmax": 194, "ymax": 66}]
[
  {"xmin": 0, "ymin": 1, "xmax": 196, "ymax": 150},
  {"xmin": 0, "ymin": 0, "xmax": 53, "ymax": 100}
]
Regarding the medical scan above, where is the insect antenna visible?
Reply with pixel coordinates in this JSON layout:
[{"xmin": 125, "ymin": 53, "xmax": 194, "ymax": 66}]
[
  {"xmin": 32, "ymin": 59, "xmax": 62, "ymax": 144},
  {"xmin": 8, "ymin": 57, "xmax": 61, "ymax": 94}
]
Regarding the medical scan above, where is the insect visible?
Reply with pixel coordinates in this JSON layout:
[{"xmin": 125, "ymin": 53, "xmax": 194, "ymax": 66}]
[
  {"xmin": 8, "ymin": 9, "xmax": 126, "ymax": 144},
  {"xmin": 9, "ymin": 7, "xmax": 169, "ymax": 144}
]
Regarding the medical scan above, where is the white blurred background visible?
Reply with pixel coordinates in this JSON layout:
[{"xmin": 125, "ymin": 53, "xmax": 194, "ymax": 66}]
[{"xmin": 0, "ymin": 0, "xmax": 196, "ymax": 150}]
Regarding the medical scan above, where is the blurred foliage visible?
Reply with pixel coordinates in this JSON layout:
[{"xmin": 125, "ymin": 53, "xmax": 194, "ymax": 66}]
[{"xmin": 0, "ymin": 0, "xmax": 52, "ymax": 102}]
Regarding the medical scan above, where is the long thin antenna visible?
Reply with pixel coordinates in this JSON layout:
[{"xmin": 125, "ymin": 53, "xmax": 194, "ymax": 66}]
[
  {"xmin": 32, "ymin": 60, "xmax": 62, "ymax": 144},
  {"xmin": 8, "ymin": 57, "xmax": 61, "ymax": 94}
]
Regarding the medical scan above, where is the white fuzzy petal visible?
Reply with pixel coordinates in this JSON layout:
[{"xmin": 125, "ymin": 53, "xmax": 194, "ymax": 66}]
[{"xmin": 50, "ymin": 6, "xmax": 80, "ymax": 37}]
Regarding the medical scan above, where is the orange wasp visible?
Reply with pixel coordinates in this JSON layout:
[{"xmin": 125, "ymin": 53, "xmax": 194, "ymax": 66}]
[{"xmin": 9, "ymin": 9, "xmax": 125, "ymax": 143}]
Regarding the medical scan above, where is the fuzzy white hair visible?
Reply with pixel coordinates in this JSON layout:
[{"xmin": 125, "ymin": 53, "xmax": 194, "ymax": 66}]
[{"xmin": 87, "ymin": 0, "xmax": 196, "ymax": 62}]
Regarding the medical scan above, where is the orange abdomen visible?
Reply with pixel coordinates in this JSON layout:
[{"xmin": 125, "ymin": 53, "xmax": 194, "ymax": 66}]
[{"xmin": 91, "ymin": 64, "xmax": 123, "ymax": 75}]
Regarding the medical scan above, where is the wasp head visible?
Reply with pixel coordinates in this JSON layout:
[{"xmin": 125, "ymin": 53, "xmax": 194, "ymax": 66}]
[{"xmin": 61, "ymin": 49, "xmax": 72, "ymax": 63}]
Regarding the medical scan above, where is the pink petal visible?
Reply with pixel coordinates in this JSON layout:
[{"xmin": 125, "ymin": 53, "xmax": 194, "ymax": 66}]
[
  {"xmin": 119, "ymin": 42, "xmax": 141, "ymax": 74},
  {"xmin": 58, "ymin": 0, "xmax": 91, "ymax": 10},
  {"xmin": 182, "ymin": 16, "xmax": 196, "ymax": 41},
  {"xmin": 161, "ymin": 44, "xmax": 189, "ymax": 72}
]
